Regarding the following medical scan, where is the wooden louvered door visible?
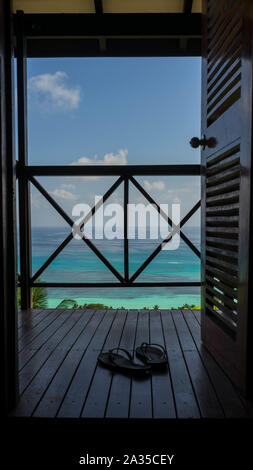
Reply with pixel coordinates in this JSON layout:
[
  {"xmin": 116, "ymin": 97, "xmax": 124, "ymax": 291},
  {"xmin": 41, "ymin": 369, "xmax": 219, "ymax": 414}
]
[{"xmin": 201, "ymin": 0, "xmax": 253, "ymax": 394}]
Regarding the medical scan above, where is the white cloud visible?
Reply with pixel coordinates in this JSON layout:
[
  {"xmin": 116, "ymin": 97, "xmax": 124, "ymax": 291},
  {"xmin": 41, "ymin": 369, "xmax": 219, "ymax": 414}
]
[
  {"xmin": 50, "ymin": 188, "xmax": 78, "ymax": 201},
  {"xmin": 31, "ymin": 192, "xmax": 42, "ymax": 209},
  {"xmin": 61, "ymin": 183, "xmax": 76, "ymax": 190},
  {"xmin": 71, "ymin": 149, "xmax": 128, "ymax": 166},
  {"xmin": 70, "ymin": 149, "xmax": 128, "ymax": 180},
  {"xmin": 143, "ymin": 180, "xmax": 165, "ymax": 191},
  {"xmin": 28, "ymin": 71, "xmax": 81, "ymax": 110}
]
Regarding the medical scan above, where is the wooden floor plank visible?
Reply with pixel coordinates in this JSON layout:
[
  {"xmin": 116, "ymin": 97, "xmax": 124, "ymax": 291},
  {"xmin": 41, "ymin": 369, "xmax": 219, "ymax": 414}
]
[
  {"xmin": 18, "ymin": 308, "xmax": 43, "ymax": 323},
  {"xmin": 129, "ymin": 310, "xmax": 153, "ymax": 419},
  {"xmin": 172, "ymin": 311, "xmax": 224, "ymax": 418},
  {"xmin": 18, "ymin": 310, "xmax": 52, "ymax": 340},
  {"xmin": 19, "ymin": 310, "xmax": 89, "ymax": 394},
  {"xmin": 18, "ymin": 309, "xmax": 55, "ymax": 343},
  {"xmin": 18, "ymin": 309, "xmax": 44, "ymax": 330},
  {"xmin": 182, "ymin": 310, "xmax": 248, "ymax": 418},
  {"xmin": 191, "ymin": 309, "xmax": 201, "ymax": 324},
  {"xmin": 81, "ymin": 310, "xmax": 127, "ymax": 418},
  {"xmin": 150, "ymin": 310, "xmax": 176, "ymax": 418},
  {"xmin": 106, "ymin": 310, "xmax": 138, "ymax": 418},
  {"xmin": 57, "ymin": 310, "xmax": 116, "ymax": 418},
  {"xmin": 13, "ymin": 310, "xmax": 102, "ymax": 417},
  {"xmin": 12, "ymin": 308, "xmax": 253, "ymax": 419},
  {"xmin": 32, "ymin": 309, "xmax": 104, "ymax": 418},
  {"xmin": 18, "ymin": 310, "xmax": 71, "ymax": 370},
  {"xmin": 18, "ymin": 308, "xmax": 64, "ymax": 351},
  {"xmin": 161, "ymin": 310, "xmax": 200, "ymax": 418}
]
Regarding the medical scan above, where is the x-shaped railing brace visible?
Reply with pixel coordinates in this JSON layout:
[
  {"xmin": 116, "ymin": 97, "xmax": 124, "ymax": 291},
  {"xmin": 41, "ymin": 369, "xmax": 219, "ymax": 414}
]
[{"xmin": 30, "ymin": 175, "xmax": 200, "ymax": 285}]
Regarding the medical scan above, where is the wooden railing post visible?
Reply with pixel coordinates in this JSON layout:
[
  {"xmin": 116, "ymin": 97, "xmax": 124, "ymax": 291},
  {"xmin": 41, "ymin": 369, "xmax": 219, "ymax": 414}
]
[{"xmin": 16, "ymin": 10, "xmax": 32, "ymax": 309}]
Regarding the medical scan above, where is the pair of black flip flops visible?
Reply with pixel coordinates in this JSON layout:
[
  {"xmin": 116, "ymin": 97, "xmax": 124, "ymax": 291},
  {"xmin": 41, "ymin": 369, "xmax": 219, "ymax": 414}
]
[{"xmin": 98, "ymin": 342, "xmax": 168, "ymax": 375}]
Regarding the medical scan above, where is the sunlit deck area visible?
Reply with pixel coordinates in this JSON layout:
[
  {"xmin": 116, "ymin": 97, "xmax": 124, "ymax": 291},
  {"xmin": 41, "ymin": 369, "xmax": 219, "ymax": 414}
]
[{"xmin": 11, "ymin": 308, "xmax": 252, "ymax": 419}]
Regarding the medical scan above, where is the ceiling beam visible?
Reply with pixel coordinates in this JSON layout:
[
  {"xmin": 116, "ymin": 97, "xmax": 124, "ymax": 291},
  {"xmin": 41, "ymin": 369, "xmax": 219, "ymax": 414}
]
[
  {"xmin": 14, "ymin": 13, "xmax": 202, "ymax": 58},
  {"xmin": 94, "ymin": 0, "xmax": 103, "ymax": 15},
  {"xmin": 184, "ymin": 0, "xmax": 193, "ymax": 14},
  {"xmin": 18, "ymin": 13, "xmax": 201, "ymax": 37},
  {"xmin": 25, "ymin": 38, "xmax": 201, "ymax": 57}
]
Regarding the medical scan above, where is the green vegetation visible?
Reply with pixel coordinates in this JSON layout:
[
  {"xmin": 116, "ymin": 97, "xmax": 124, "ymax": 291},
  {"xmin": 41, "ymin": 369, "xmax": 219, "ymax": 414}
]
[
  {"xmin": 171, "ymin": 304, "xmax": 200, "ymax": 310},
  {"xmin": 32, "ymin": 283, "xmax": 48, "ymax": 308},
  {"xmin": 82, "ymin": 303, "xmax": 113, "ymax": 309},
  {"xmin": 17, "ymin": 287, "xmax": 200, "ymax": 311},
  {"xmin": 55, "ymin": 298, "xmax": 78, "ymax": 309},
  {"xmin": 178, "ymin": 303, "xmax": 200, "ymax": 309},
  {"xmin": 55, "ymin": 300, "xmax": 200, "ymax": 310},
  {"xmin": 17, "ymin": 279, "xmax": 48, "ymax": 308},
  {"xmin": 56, "ymin": 299, "xmax": 112, "ymax": 309}
]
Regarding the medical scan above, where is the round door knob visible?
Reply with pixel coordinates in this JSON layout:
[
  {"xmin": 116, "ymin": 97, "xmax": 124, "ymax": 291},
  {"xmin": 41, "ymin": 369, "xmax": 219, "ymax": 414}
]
[
  {"xmin": 190, "ymin": 135, "xmax": 217, "ymax": 150},
  {"xmin": 190, "ymin": 137, "xmax": 202, "ymax": 148}
]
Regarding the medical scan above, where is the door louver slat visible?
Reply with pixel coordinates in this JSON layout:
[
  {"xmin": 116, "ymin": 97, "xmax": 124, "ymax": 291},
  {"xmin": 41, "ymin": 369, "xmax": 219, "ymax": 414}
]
[
  {"xmin": 205, "ymin": 110, "xmax": 241, "ymax": 333},
  {"xmin": 206, "ymin": 1, "xmax": 242, "ymax": 129}
]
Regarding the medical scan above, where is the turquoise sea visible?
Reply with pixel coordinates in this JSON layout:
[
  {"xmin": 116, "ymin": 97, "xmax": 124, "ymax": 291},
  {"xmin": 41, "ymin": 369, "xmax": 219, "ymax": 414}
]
[{"xmin": 26, "ymin": 226, "xmax": 201, "ymax": 309}]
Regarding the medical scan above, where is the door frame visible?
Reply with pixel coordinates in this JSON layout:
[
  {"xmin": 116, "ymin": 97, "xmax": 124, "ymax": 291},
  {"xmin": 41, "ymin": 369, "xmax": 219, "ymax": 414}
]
[{"xmin": 0, "ymin": 0, "xmax": 19, "ymax": 415}]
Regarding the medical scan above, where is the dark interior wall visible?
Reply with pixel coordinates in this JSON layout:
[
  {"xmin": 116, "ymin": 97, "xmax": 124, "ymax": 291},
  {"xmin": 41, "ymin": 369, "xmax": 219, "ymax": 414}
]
[{"xmin": 0, "ymin": 0, "xmax": 19, "ymax": 414}]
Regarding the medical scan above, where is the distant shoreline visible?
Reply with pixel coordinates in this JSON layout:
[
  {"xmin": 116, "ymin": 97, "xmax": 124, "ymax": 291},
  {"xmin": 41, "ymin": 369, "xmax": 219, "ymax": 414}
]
[{"xmin": 47, "ymin": 294, "xmax": 201, "ymax": 310}]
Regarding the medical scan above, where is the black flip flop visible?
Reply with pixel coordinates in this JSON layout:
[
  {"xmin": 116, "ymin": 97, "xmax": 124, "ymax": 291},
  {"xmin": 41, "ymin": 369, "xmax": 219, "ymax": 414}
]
[
  {"xmin": 97, "ymin": 351, "xmax": 119, "ymax": 371},
  {"xmin": 98, "ymin": 348, "xmax": 151, "ymax": 375},
  {"xmin": 135, "ymin": 342, "xmax": 168, "ymax": 369}
]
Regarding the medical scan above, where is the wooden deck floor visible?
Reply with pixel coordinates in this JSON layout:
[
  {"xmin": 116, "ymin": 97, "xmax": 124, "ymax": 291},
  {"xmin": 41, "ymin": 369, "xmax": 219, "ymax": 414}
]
[{"xmin": 11, "ymin": 308, "xmax": 252, "ymax": 419}]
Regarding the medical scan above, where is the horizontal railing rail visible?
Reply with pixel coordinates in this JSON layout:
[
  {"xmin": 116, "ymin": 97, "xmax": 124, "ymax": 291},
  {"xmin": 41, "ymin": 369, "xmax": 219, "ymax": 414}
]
[
  {"xmin": 31, "ymin": 282, "xmax": 202, "ymax": 288},
  {"xmin": 17, "ymin": 164, "xmax": 202, "ymax": 301},
  {"xmin": 17, "ymin": 164, "xmax": 201, "ymax": 177}
]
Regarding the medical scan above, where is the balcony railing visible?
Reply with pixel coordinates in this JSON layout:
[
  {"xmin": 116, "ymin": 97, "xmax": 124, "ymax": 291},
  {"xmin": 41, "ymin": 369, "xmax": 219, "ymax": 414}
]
[{"xmin": 17, "ymin": 164, "xmax": 201, "ymax": 308}]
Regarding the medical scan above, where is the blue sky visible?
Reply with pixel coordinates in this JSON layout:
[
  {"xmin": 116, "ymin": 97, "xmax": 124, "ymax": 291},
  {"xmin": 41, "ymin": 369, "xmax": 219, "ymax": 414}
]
[{"xmin": 23, "ymin": 57, "xmax": 201, "ymax": 227}]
